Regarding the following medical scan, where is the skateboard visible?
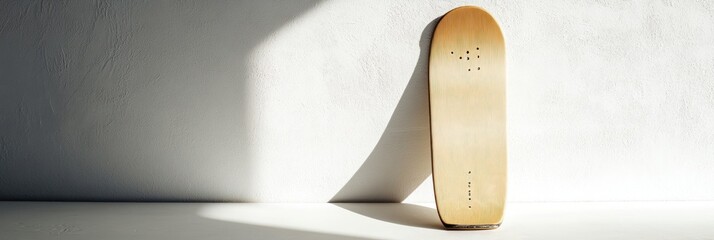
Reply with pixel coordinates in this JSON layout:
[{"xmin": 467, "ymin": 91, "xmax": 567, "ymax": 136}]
[{"xmin": 429, "ymin": 6, "xmax": 507, "ymax": 230}]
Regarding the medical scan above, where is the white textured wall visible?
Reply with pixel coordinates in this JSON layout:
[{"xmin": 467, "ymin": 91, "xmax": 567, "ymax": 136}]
[{"xmin": 1, "ymin": 0, "xmax": 713, "ymax": 202}]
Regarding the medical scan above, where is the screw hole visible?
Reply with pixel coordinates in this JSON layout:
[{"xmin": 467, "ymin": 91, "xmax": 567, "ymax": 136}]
[
  {"xmin": 466, "ymin": 51, "xmax": 469, "ymax": 54},
  {"xmin": 477, "ymin": 55, "xmax": 480, "ymax": 58},
  {"xmin": 468, "ymin": 69, "xmax": 471, "ymax": 71},
  {"xmin": 459, "ymin": 56, "xmax": 462, "ymax": 59},
  {"xmin": 451, "ymin": 51, "xmax": 453, "ymax": 54},
  {"xmin": 477, "ymin": 47, "xmax": 479, "ymax": 50},
  {"xmin": 467, "ymin": 57, "xmax": 470, "ymax": 60}
]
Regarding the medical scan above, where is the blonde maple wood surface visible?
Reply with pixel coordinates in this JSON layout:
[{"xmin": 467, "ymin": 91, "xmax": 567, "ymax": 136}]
[{"xmin": 429, "ymin": 6, "xmax": 507, "ymax": 228}]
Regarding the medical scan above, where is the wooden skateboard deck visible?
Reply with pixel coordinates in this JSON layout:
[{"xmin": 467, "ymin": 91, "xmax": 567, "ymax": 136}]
[{"xmin": 429, "ymin": 6, "xmax": 506, "ymax": 230}]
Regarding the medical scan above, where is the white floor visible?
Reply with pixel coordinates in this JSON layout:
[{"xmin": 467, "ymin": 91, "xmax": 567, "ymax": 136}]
[{"xmin": 1, "ymin": 201, "xmax": 713, "ymax": 240}]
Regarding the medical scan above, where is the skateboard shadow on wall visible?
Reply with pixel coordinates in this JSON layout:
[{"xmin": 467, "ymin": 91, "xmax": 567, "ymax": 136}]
[
  {"xmin": 330, "ymin": 17, "xmax": 443, "ymax": 230},
  {"xmin": 330, "ymin": 18, "xmax": 440, "ymax": 203},
  {"xmin": 0, "ymin": 1, "xmax": 320, "ymax": 201}
]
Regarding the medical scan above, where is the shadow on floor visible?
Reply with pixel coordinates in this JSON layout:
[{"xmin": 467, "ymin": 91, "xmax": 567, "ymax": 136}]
[
  {"xmin": 0, "ymin": 202, "xmax": 373, "ymax": 240},
  {"xmin": 334, "ymin": 203, "xmax": 444, "ymax": 230}
]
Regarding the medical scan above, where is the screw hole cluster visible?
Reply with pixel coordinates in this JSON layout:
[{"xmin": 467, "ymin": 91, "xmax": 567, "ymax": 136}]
[{"xmin": 451, "ymin": 47, "xmax": 481, "ymax": 72}]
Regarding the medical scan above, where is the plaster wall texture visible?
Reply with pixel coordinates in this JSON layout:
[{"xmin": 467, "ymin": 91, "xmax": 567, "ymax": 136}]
[{"xmin": 1, "ymin": 0, "xmax": 713, "ymax": 202}]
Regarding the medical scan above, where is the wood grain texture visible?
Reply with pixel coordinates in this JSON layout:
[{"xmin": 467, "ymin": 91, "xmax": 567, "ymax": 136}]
[{"xmin": 429, "ymin": 6, "xmax": 506, "ymax": 229}]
